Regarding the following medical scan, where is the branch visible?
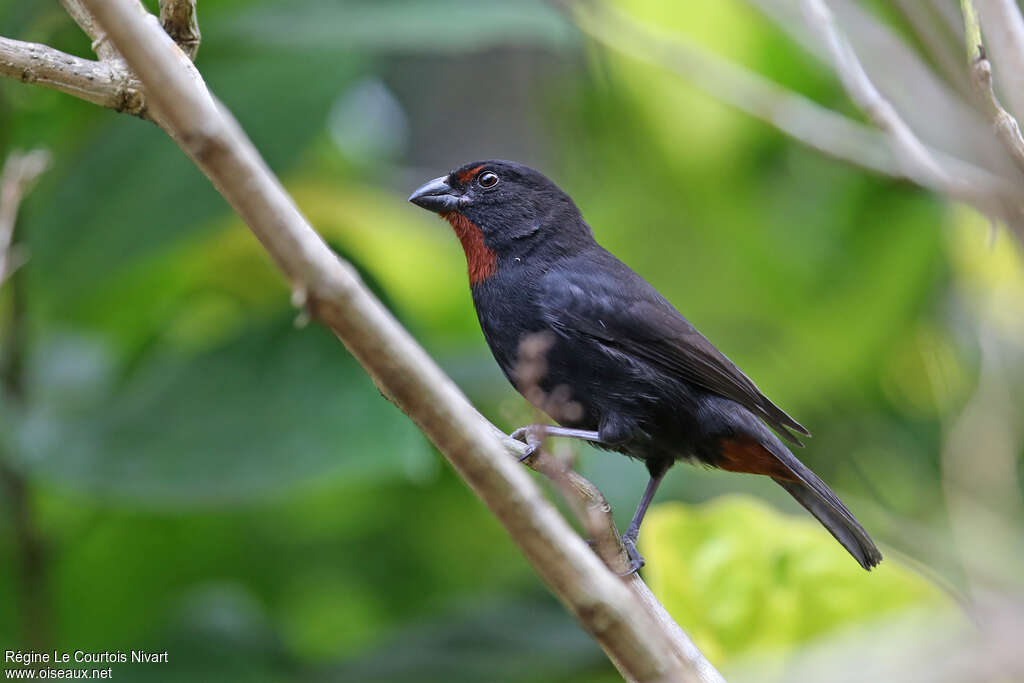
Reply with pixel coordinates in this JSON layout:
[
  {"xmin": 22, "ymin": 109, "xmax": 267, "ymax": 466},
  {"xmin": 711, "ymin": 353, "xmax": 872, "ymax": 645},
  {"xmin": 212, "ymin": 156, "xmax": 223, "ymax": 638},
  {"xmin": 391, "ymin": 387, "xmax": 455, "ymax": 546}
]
[
  {"xmin": 159, "ymin": 0, "xmax": 201, "ymax": 60},
  {"xmin": 973, "ymin": 0, "xmax": 1024, "ymax": 123},
  {"xmin": 59, "ymin": 0, "xmax": 123, "ymax": 63},
  {"xmin": 569, "ymin": 1, "xmax": 1024, "ymax": 241},
  {"xmin": 960, "ymin": 0, "xmax": 1024, "ymax": 174},
  {"xmin": 893, "ymin": 0, "xmax": 972, "ymax": 97},
  {"xmin": 0, "ymin": 37, "xmax": 145, "ymax": 117},
  {"xmin": 800, "ymin": 1, "xmax": 953, "ymax": 191},
  {"xmin": 800, "ymin": 0, "xmax": 1024, "ymax": 236},
  {"xmin": 0, "ymin": 150, "xmax": 50, "ymax": 285},
  {"xmin": 0, "ymin": 149, "xmax": 53, "ymax": 650},
  {"xmin": 31, "ymin": 0, "xmax": 720, "ymax": 679},
  {"xmin": 571, "ymin": 2, "xmax": 897, "ymax": 177},
  {"xmin": 512, "ymin": 433, "xmax": 725, "ymax": 682}
]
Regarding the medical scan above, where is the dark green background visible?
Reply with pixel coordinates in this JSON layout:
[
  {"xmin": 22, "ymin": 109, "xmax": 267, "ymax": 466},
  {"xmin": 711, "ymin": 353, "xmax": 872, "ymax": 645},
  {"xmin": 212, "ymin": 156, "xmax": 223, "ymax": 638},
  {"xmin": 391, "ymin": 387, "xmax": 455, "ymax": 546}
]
[{"xmin": 1, "ymin": 1, "xmax": 1020, "ymax": 680}]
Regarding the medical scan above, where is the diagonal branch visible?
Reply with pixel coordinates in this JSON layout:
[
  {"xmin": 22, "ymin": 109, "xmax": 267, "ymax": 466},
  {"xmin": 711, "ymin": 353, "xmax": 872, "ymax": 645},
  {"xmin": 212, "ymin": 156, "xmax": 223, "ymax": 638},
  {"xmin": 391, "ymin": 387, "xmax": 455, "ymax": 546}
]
[
  {"xmin": 10, "ymin": 0, "xmax": 722, "ymax": 680},
  {"xmin": 512, "ymin": 432, "xmax": 725, "ymax": 682}
]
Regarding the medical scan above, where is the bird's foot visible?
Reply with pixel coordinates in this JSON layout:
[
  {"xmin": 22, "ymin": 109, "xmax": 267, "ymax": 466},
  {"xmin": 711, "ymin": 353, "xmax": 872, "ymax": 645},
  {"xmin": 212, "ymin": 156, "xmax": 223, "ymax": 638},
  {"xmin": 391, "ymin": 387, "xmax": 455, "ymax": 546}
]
[
  {"xmin": 511, "ymin": 425, "xmax": 542, "ymax": 463},
  {"xmin": 620, "ymin": 534, "xmax": 645, "ymax": 577}
]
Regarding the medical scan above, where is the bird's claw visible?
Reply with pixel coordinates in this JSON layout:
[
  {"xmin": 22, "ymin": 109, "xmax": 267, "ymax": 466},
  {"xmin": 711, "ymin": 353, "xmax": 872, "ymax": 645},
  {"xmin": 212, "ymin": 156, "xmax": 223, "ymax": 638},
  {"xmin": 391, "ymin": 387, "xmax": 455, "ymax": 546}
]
[
  {"xmin": 511, "ymin": 426, "xmax": 542, "ymax": 462},
  {"xmin": 516, "ymin": 443, "xmax": 537, "ymax": 463},
  {"xmin": 620, "ymin": 535, "xmax": 645, "ymax": 577}
]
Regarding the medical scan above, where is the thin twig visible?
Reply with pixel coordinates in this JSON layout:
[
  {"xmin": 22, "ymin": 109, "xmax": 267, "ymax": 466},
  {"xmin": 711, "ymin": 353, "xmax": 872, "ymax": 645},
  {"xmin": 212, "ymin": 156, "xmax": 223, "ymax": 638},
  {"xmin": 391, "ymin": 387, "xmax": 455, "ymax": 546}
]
[
  {"xmin": 569, "ymin": 1, "xmax": 1024, "ymax": 241},
  {"xmin": 0, "ymin": 149, "xmax": 52, "ymax": 651},
  {"xmin": 58, "ymin": 0, "xmax": 123, "ymax": 63},
  {"xmin": 802, "ymin": 0, "xmax": 953, "ymax": 189},
  {"xmin": 159, "ymin": 0, "xmax": 201, "ymax": 60},
  {"xmin": 963, "ymin": 0, "xmax": 1024, "ymax": 167},
  {"xmin": 801, "ymin": 0, "xmax": 1023, "ymax": 235},
  {"xmin": 0, "ymin": 464, "xmax": 52, "ymax": 650},
  {"xmin": 0, "ymin": 150, "xmax": 50, "ymax": 285},
  {"xmin": 503, "ymin": 429, "xmax": 725, "ymax": 682},
  {"xmin": 892, "ymin": 0, "xmax": 972, "ymax": 97},
  {"xmin": 973, "ymin": 0, "xmax": 1024, "ymax": 122},
  {"xmin": 962, "ymin": 0, "xmax": 1024, "ymax": 173},
  {"xmin": 572, "ymin": 2, "xmax": 896, "ymax": 177},
  {"xmin": 0, "ymin": 37, "xmax": 146, "ymax": 117}
]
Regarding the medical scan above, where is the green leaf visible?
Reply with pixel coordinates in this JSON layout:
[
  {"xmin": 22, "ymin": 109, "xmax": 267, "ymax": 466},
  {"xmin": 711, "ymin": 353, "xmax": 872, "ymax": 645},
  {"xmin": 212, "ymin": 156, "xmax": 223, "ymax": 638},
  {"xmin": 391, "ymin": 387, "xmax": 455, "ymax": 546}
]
[
  {"xmin": 23, "ymin": 53, "xmax": 362, "ymax": 319},
  {"xmin": 15, "ymin": 319, "xmax": 430, "ymax": 505},
  {"xmin": 641, "ymin": 497, "xmax": 954, "ymax": 664}
]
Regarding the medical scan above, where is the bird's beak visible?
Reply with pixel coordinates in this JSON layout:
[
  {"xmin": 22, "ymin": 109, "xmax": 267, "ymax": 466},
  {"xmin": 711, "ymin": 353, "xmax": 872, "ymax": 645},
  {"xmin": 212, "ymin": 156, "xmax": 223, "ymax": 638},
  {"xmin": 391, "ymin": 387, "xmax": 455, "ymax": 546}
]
[{"xmin": 408, "ymin": 176, "xmax": 460, "ymax": 214}]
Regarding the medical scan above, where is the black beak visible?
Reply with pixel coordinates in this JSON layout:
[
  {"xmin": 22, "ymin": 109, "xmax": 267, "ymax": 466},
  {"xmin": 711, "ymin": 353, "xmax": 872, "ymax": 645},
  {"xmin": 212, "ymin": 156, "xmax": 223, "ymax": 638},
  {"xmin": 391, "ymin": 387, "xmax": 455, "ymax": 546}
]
[{"xmin": 408, "ymin": 176, "xmax": 460, "ymax": 214}]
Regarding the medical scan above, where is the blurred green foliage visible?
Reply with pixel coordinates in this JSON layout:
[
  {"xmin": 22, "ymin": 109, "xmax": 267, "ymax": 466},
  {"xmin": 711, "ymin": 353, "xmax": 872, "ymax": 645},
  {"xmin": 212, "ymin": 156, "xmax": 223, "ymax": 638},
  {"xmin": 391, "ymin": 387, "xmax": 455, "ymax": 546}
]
[
  {"xmin": 0, "ymin": 0, "xmax": 1020, "ymax": 680},
  {"xmin": 642, "ymin": 498, "xmax": 951, "ymax": 665}
]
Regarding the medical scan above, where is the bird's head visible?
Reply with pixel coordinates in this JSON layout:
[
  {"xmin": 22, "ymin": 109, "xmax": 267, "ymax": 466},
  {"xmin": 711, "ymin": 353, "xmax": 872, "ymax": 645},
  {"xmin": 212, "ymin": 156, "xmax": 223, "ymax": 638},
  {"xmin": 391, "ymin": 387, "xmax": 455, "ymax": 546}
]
[{"xmin": 408, "ymin": 160, "xmax": 593, "ymax": 284}]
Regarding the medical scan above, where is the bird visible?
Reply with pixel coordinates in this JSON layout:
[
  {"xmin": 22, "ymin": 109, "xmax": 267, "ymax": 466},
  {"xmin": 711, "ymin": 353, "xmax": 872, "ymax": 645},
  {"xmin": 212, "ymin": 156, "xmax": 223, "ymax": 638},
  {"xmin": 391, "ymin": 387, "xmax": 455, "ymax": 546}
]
[{"xmin": 408, "ymin": 159, "xmax": 882, "ymax": 574}]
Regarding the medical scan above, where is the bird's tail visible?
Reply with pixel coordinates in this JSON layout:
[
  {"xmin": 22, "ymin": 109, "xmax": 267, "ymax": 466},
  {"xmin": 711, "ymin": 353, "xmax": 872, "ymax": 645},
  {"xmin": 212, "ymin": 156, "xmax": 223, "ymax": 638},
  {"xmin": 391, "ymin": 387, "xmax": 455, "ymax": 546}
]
[
  {"xmin": 716, "ymin": 434, "xmax": 882, "ymax": 570},
  {"xmin": 773, "ymin": 476, "xmax": 882, "ymax": 570}
]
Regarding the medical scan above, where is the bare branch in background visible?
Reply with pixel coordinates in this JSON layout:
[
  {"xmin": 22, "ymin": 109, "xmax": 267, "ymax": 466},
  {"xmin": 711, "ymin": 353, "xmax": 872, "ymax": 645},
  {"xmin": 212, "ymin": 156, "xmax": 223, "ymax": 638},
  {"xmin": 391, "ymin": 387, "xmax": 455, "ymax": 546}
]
[
  {"xmin": 570, "ymin": 1, "xmax": 1024, "ymax": 241},
  {"xmin": 893, "ymin": 0, "xmax": 972, "ymax": 97},
  {"xmin": 0, "ymin": 150, "xmax": 50, "ymax": 285},
  {"xmin": 973, "ymin": 0, "xmax": 1024, "ymax": 123},
  {"xmin": 0, "ymin": 37, "xmax": 145, "ymax": 117},
  {"xmin": 960, "ymin": 0, "xmax": 1024, "ymax": 173},
  {"xmin": 159, "ymin": 0, "xmax": 201, "ymax": 60},
  {"xmin": 0, "ymin": 0, "xmax": 724, "ymax": 679},
  {"xmin": 571, "ymin": 2, "xmax": 896, "ymax": 177},
  {"xmin": 0, "ymin": 149, "xmax": 52, "ymax": 650},
  {"xmin": 800, "ymin": 0, "xmax": 1024, "ymax": 239},
  {"xmin": 801, "ymin": 1, "xmax": 958, "ymax": 197}
]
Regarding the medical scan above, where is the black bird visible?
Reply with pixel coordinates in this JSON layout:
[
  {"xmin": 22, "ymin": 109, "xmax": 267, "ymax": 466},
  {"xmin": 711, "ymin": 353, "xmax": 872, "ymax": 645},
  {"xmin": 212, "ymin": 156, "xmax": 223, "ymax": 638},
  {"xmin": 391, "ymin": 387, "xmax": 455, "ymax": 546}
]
[{"xmin": 409, "ymin": 160, "xmax": 881, "ymax": 573}]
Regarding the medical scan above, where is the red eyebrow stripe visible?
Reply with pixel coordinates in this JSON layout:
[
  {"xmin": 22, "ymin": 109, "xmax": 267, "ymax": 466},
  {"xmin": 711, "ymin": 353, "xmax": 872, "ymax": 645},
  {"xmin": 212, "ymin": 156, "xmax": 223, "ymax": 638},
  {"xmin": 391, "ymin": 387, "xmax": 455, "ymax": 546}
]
[{"xmin": 457, "ymin": 165, "xmax": 486, "ymax": 184}]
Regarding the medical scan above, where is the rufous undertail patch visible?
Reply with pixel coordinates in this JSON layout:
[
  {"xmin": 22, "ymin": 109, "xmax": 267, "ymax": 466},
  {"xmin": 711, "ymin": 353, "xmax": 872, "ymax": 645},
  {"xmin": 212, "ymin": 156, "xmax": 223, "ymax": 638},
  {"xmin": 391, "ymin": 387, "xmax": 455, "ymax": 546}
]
[{"xmin": 715, "ymin": 436, "xmax": 797, "ymax": 481}]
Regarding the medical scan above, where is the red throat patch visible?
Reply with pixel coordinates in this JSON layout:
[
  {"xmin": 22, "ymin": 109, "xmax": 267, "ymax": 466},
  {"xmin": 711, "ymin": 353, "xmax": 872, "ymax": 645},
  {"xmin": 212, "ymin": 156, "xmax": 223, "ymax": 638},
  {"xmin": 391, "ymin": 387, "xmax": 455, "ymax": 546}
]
[{"xmin": 442, "ymin": 212, "xmax": 497, "ymax": 285}]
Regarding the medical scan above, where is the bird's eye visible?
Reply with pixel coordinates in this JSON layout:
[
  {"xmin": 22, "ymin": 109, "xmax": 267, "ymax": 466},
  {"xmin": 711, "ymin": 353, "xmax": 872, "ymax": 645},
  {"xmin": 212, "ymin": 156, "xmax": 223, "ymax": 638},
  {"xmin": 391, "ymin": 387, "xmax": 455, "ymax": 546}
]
[{"xmin": 478, "ymin": 171, "xmax": 499, "ymax": 188}]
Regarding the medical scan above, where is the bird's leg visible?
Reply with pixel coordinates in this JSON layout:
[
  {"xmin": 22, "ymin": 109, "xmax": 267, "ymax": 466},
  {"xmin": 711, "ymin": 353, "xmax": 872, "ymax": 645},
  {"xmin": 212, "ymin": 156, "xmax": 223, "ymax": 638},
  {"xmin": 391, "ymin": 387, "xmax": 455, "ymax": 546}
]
[
  {"xmin": 510, "ymin": 424, "xmax": 601, "ymax": 462},
  {"xmin": 620, "ymin": 467, "xmax": 668, "ymax": 576},
  {"xmin": 509, "ymin": 423, "xmax": 665, "ymax": 577}
]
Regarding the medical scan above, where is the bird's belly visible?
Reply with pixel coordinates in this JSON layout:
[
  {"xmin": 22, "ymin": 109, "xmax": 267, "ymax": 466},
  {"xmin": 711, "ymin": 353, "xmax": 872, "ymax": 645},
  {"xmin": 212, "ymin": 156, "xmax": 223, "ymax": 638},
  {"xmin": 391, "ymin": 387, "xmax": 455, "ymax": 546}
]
[
  {"xmin": 534, "ymin": 334, "xmax": 706, "ymax": 457},
  {"xmin": 471, "ymin": 283, "xmax": 703, "ymax": 459}
]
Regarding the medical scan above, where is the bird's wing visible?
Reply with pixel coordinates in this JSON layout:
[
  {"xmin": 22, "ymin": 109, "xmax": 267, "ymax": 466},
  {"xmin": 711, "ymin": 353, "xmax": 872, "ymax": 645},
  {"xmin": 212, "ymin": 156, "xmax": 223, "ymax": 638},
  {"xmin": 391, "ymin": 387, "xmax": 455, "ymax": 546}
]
[{"xmin": 539, "ymin": 258, "xmax": 809, "ymax": 444}]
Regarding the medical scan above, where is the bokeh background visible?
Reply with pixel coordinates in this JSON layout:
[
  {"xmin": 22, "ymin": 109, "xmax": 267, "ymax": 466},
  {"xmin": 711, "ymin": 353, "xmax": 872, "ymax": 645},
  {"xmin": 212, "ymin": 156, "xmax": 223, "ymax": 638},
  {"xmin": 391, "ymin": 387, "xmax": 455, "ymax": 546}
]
[{"xmin": 1, "ymin": 1, "xmax": 1022, "ymax": 681}]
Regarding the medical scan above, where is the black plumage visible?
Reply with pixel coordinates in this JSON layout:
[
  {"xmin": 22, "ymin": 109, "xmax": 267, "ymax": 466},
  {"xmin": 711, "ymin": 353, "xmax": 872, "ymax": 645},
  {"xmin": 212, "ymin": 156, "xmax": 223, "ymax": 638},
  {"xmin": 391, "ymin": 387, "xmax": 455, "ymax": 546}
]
[{"xmin": 409, "ymin": 160, "xmax": 881, "ymax": 573}]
